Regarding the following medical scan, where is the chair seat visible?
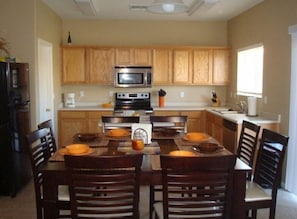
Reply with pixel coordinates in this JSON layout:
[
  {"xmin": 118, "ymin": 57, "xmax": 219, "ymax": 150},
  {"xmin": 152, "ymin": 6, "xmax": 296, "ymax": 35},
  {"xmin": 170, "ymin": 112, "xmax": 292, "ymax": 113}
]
[
  {"xmin": 154, "ymin": 201, "xmax": 222, "ymax": 219},
  {"xmin": 245, "ymin": 181, "xmax": 272, "ymax": 202}
]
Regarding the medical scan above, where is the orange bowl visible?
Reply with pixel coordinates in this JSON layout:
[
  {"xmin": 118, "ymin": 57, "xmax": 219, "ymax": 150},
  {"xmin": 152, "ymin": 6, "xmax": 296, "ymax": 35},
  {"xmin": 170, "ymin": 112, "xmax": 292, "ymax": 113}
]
[
  {"xmin": 107, "ymin": 129, "xmax": 129, "ymax": 137},
  {"xmin": 197, "ymin": 143, "xmax": 219, "ymax": 153},
  {"xmin": 185, "ymin": 132, "xmax": 209, "ymax": 141},
  {"xmin": 169, "ymin": 150, "xmax": 196, "ymax": 157},
  {"xmin": 66, "ymin": 144, "xmax": 90, "ymax": 155}
]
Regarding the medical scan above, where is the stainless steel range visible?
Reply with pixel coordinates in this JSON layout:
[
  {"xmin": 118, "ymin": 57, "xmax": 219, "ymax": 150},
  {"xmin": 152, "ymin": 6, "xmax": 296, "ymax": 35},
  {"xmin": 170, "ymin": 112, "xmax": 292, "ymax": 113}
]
[{"xmin": 114, "ymin": 92, "xmax": 153, "ymax": 116}]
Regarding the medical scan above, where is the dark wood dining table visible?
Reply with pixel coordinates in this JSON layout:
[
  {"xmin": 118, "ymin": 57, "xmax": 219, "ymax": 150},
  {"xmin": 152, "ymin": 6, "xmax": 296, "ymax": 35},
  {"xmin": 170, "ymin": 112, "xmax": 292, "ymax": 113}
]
[{"xmin": 40, "ymin": 132, "xmax": 251, "ymax": 219}]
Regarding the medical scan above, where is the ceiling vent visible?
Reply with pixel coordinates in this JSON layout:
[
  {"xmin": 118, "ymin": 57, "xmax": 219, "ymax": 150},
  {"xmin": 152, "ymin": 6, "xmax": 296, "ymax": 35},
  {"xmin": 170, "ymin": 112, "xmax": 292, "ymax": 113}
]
[{"xmin": 73, "ymin": 0, "xmax": 98, "ymax": 16}]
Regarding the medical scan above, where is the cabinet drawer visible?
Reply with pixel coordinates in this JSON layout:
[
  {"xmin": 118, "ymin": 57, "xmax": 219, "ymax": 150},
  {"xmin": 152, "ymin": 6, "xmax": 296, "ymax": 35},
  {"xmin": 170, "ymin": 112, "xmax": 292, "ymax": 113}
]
[
  {"xmin": 181, "ymin": 111, "xmax": 202, "ymax": 118},
  {"xmin": 88, "ymin": 111, "xmax": 113, "ymax": 118},
  {"xmin": 59, "ymin": 111, "xmax": 87, "ymax": 118}
]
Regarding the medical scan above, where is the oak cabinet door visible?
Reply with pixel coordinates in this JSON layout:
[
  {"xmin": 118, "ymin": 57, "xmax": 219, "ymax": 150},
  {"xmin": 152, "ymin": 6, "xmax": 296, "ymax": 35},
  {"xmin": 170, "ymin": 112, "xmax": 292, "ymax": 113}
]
[
  {"xmin": 58, "ymin": 111, "xmax": 88, "ymax": 147},
  {"xmin": 152, "ymin": 48, "xmax": 172, "ymax": 84},
  {"xmin": 88, "ymin": 48, "xmax": 115, "ymax": 84},
  {"xmin": 173, "ymin": 49, "xmax": 192, "ymax": 84},
  {"xmin": 115, "ymin": 48, "xmax": 152, "ymax": 66},
  {"xmin": 213, "ymin": 49, "xmax": 230, "ymax": 85},
  {"xmin": 62, "ymin": 47, "xmax": 87, "ymax": 84},
  {"xmin": 193, "ymin": 49, "xmax": 213, "ymax": 85}
]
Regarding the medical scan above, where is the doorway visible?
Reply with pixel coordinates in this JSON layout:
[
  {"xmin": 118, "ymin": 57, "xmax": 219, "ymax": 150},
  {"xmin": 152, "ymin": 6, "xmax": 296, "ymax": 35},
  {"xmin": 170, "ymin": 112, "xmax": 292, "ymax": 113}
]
[{"xmin": 37, "ymin": 38, "xmax": 54, "ymax": 129}]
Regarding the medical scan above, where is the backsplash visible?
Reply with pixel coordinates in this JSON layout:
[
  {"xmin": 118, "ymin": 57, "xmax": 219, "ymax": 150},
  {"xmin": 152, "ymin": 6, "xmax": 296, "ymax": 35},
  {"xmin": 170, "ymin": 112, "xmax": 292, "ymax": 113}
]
[{"xmin": 60, "ymin": 85, "xmax": 228, "ymax": 107}]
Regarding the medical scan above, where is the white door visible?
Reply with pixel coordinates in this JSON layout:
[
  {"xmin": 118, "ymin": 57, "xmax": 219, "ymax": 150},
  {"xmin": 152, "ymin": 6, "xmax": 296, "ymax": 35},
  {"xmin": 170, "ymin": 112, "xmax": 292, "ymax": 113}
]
[{"xmin": 37, "ymin": 38, "xmax": 54, "ymax": 127}]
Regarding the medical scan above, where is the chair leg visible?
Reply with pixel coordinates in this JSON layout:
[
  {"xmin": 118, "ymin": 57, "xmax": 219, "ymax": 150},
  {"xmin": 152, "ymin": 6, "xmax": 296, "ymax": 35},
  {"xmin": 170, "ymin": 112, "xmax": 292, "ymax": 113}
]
[
  {"xmin": 149, "ymin": 185, "xmax": 155, "ymax": 219},
  {"xmin": 269, "ymin": 206, "xmax": 276, "ymax": 219},
  {"xmin": 251, "ymin": 209, "xmax": 257, "ymax": 219}
]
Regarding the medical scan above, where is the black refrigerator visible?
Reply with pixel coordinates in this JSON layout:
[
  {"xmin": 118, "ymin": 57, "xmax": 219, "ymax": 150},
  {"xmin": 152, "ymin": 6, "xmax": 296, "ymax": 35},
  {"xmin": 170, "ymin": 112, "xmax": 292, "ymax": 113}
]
[{"xmin": 0, "ymin": 61, "xmax": 31, "ymax": 197}]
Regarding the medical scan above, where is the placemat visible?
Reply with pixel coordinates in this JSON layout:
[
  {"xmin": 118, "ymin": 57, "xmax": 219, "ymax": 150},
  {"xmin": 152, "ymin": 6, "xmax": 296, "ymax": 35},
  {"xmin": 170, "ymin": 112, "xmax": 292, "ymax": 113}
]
[{"xmin": 49, "ymin": 148, "xmax": 108, "ymax": 162}]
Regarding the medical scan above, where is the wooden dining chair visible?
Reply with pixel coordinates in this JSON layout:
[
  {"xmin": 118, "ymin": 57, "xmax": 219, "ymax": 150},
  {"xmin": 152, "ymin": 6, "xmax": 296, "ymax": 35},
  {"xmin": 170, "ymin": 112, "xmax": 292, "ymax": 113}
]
[
  {"xmin": 101, "ymin": 116, "xmax": 140, "ymax": 133},
  {"xmin": 38, "ymin": 119, "xmax": 57, "ymax": 155},
  {"xmin": 149, "ymin": 115, "xmax": 188, "ymax": 133},
  {"xmin": 148, "ymin": 115, "xmax": 188, "ymax": 219},
  {"xmin": 25, "ymin": 128, "xmax": 70, "ymax": 219},
  {"xmin": 245, "ymin": 128, "xmax": 289, "ymax": 219},
  {"xmin": 153, "ymin": 154, "xmax": 236, "ymax": 219},
  {"xmin": 64, "ymin": 153, "xmax": 143, "ymax": 219},
  {"xmin": 237, "ymin": 120, "xmax": 260, "ymax": 180}
]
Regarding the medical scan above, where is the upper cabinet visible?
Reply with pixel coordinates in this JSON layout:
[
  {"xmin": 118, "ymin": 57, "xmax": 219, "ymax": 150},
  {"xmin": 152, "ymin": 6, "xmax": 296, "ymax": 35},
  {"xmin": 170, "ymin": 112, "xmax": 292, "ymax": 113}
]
[
  {"xmin": 61, "ymin": 46, "xmax": 230, "ymax": 85},
  {"xmin": 152, "ymin": 48, "xmax": 172, "ymax": 85},
  {"xmin": 172, "ymin": 49, "xmax": 192, "ymax": 84},
  {"xmin": 193, "ymin": 49, "xmax": 213, "ymax": 85},
  {"xmin": 212, "ymin": 49, "xmax": 230, "ymax": 85},
  {"xmin": 62, "ymin": 46, "xmax": 115, "ymax": 84},
  {"xmin": 88, "ymin": 47, "xmax": 115, "ymax": 84},
  {"xmin": 192, "ymin": 48, "xmax": 230, "ymax": 85},
  {"xmin": 62, "ymin": 47, "xmax": 87, "ymax": 84},
  {"xmin": 115, "ymin": 47, "xmax": 152, "ymax": 66}
]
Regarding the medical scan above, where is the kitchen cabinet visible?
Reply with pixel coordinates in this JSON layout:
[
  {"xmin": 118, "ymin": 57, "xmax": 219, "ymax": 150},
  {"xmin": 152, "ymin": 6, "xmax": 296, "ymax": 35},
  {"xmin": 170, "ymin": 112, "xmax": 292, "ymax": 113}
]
[
  {"xmin": 58, "ymin": 110, "xmax": 113, "ymax": 147},
  {"xmin": 205, "ymin": 111, "xmax": 223, "ymax": 144},
  {"xmin": 213, "ymin": 49, "xmax": 230, "ymax": 85},
  {"xmin": 115, "ymin": 47, "xmax": 152, "ymax": 66},
  {"xmin": 181, "ymin": 111, "xmax": 205, "ymax": 132},
  {"xmin": 88, "ymin": 47, "xmax": 115, "ymax": 84},
  {"xmin": 193, "ymin": 49, "xmax": 213, "ymax": 85},
  {"xmin": 62, "ymin": 47, "xmax": 87, "ymax": 84},
  {"xmin": 192, "ymin": 48, "xmax": 230, "ymax": 85},
  {"xmin": 172, "ymin": 49, "xmax": 192, "ymax": 84},
  {"xmin": 152, "ymin": 48, "xmax": 173, "ymax": 84}
]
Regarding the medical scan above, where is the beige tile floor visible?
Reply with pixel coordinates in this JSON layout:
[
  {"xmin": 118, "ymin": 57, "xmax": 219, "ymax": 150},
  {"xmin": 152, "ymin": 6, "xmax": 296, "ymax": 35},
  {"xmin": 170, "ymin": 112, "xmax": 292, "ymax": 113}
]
[{"xmin": 1, "ymin": 180, "xmax": 297, "ymax": 219}]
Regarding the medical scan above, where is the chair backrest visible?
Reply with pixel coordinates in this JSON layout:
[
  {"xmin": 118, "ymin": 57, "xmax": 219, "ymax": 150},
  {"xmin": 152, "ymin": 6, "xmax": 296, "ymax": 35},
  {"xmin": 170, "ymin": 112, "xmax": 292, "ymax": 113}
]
[
  {"xmin": 149, "ymin": 115, "xmax": 188, "ymax": 133},
  {"xmin": 160, "ymin": 154, "xmax": 236, "ymax": 219},
  {"xmin": 25, "ymin": 128, "xmax": 52, "ymax": 219},
  {"xmin": 237, "ymin": 120, "xmax": 260, "ymax": 179},
  {"xmin": 64, "ymin": 153, "xmax": 143, "ymax": 219},
  {"xmin": 253, "ymin": 129, "xmax": 289, "ymax": 191},
  {"xmin": 38, "ymin": 119, "xmax": 57, "ymax": 155},
  {"xmin": 101, "ymin": 116, "xmax": 140, "ymax": 133}
]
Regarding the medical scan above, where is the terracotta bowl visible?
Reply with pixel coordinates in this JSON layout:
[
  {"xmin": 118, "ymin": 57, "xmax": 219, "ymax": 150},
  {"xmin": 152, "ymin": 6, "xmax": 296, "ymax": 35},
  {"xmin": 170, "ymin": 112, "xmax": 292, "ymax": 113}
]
[
  {"xmin": 185, "ymin": 132, "xmax": 209, "ymax": 141},
  {"xmin": 169, "ymin": 150, "xmax": 196, "ymax": 157},
  {"xmin": 66, "ymin": 144, "xmax": 90, "ymax": 155},
  {"xmin": 197, "ymin": 142, "xmax": 219, "ymax": 153},
  {"xmin": 108, "ymin": 129, "xmax": 129, "ymax": 137}
]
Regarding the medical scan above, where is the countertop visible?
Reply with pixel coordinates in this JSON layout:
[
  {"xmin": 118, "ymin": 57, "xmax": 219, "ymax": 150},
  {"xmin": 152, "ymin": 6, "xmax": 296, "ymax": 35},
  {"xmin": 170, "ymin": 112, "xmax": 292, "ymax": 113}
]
[{"xmin": 59, "ymin": 104, "xmax": 280, "ymax": 125}]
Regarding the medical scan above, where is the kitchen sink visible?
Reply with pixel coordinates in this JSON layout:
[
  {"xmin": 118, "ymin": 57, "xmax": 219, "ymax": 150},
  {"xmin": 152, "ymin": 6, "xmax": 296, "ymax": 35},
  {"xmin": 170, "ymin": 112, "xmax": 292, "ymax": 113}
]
[{"xmin": 212, "ymin": 109, "xmax": 243, "ymax": 114}]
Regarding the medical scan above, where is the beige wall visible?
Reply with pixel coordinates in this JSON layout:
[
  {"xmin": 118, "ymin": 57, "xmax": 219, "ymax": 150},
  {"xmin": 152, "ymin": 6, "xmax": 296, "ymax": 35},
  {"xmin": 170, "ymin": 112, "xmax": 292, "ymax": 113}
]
[
  {"xmin": 228, "ymin": 0, "xmax": 297, "ymax": 135},
  {"xmin": 61, "ymin": 19, "xmax": 229, "ymax": 107},
  {"xmin": 0, "ymin": 0, "xmax": 36, "ymax": 129}
]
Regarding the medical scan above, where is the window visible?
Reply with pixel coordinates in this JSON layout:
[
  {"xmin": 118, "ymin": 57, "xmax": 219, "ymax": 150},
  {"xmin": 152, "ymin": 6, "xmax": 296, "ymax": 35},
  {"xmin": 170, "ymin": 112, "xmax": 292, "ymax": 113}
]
[{"xmin": 237, "ymin": 44, "xmax": 264, "ymax": 97}]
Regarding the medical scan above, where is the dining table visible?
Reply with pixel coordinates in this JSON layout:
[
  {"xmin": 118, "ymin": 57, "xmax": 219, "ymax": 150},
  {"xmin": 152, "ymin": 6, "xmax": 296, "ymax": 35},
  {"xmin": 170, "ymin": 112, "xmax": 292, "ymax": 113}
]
[{"xmin": 40, "ymin": 131, "xmax": 251, "ymax": 219}]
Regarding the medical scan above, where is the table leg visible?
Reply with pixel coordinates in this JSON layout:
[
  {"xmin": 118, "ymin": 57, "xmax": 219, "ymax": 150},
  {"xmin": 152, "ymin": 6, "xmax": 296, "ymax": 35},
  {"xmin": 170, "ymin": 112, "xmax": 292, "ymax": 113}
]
[
  {"xmin": 43, "ymin": 173, "xmax": 59, "ymax": 219},
  {"xmin": 232, "ymin": 170, "xmax": 247, "ymax": 218}
]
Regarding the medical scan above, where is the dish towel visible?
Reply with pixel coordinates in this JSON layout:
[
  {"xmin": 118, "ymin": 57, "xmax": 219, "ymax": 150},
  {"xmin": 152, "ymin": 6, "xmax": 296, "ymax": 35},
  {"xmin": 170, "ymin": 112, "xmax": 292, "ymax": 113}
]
[{"xmin": 131, "ymin": 123, "xmax": 152, "ymax": 144}]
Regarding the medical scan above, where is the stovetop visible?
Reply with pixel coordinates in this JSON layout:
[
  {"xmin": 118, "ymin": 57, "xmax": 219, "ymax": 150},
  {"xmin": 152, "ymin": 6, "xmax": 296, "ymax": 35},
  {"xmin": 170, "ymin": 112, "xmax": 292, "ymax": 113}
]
[{"xmin": 114, "ymin": 92, "xmax": 153, "ymax": 112}]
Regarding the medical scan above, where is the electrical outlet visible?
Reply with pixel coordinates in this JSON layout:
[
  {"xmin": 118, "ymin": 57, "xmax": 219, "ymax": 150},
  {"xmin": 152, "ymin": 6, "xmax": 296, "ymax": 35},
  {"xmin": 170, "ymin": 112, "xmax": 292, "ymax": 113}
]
[
  {"xmin": 180, "ymin": 91, "xmax": 184, "ymax": 98},
  {"xmin": 79, "ymin": 91, "xmax": 84, "ymax": 97},
  {"xmin": 109, "ymin": 91, "xmax": 113, "ymax": 97}
]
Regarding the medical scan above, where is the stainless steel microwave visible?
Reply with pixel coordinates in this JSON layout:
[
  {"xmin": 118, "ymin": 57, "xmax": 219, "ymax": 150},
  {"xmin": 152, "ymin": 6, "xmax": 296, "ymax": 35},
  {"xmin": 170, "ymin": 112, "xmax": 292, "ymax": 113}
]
[{"xmin": 114, "ymin": 66, "xmax": 152, "ymax": 88}]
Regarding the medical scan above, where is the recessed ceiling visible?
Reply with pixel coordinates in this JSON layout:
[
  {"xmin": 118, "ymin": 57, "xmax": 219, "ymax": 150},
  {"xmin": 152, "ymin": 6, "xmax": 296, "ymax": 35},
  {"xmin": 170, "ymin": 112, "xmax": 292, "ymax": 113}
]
[{"xmin": 42, "ymin": 0, "xmax": 264, "ymax": 21}]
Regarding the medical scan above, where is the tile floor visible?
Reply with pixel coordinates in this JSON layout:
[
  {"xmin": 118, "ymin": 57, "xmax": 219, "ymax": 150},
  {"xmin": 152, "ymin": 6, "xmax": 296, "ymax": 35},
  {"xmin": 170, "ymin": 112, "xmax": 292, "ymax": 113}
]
[{"xmin": 1, "ymin": 180, "xmax": 297, "ymax": 219}]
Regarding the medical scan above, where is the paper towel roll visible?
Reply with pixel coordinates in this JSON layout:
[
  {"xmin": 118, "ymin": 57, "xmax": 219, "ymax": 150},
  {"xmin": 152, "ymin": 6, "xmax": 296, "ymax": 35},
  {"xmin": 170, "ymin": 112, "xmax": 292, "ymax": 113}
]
[{"xmin": 247, "ymin": 97, "xmax": 257, "ymax": 116}]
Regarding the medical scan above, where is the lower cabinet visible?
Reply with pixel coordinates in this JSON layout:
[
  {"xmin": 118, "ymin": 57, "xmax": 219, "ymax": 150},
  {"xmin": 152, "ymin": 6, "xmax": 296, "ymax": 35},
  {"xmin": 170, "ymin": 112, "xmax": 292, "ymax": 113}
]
[
  {"xmin": 58, "ymin": 110, "xmax": 112, "ymax": 147},
  {"xmin": 205, "ymin": 111, "xmax": 223, "ymax": 144}
]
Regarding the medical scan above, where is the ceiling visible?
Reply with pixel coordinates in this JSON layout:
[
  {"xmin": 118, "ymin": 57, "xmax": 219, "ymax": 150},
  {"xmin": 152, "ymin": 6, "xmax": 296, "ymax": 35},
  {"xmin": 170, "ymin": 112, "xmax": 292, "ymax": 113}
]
[{"xmin": 42, "ymin": 0, "xmax": 264, "ymax": 21}]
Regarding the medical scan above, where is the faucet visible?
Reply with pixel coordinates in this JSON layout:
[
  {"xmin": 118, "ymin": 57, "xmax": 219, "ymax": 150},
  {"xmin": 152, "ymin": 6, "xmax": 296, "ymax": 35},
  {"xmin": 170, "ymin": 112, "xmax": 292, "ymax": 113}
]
[{"xmin": 237, "ymin": 101, "xmax": 247, "ymax": 114}]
